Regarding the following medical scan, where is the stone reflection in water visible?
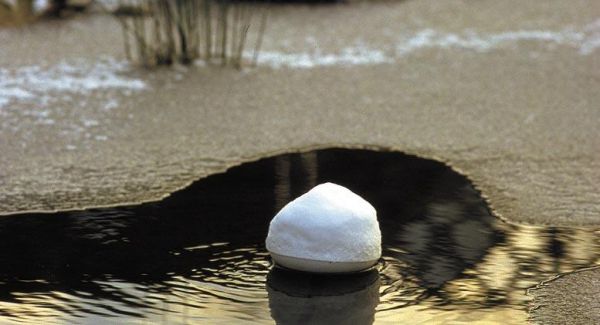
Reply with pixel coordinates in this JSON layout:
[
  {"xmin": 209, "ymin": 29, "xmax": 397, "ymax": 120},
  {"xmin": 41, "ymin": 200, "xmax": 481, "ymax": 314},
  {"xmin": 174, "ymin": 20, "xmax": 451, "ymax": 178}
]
[
  {"xmin": 0, "ymin": 148, "xmax": 598, "ymax": 324},
  {"xmin": 267, "ymin": 268, "xmax": 380, "ymax": 325}
]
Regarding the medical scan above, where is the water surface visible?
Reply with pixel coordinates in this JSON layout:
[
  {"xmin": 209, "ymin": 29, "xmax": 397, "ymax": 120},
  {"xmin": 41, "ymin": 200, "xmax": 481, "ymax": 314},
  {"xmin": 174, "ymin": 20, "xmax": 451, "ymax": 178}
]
[{"xmin": 0, "ymin": 148, "xmax": 597, "ymax": 324}]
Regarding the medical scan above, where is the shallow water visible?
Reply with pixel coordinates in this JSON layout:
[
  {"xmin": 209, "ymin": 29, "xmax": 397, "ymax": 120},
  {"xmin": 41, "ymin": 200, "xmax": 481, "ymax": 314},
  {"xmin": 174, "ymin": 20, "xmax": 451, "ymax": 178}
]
[{"xmin": 0, "ymin": 148, "xmax": 597, "ymax": 324}]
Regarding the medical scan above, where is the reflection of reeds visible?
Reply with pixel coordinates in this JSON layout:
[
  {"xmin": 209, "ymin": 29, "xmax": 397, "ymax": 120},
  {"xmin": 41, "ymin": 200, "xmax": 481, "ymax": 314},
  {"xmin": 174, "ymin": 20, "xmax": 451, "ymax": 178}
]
[{"xmin": 114, "ymin": 0, "xmax": 268, "ymax": 68}]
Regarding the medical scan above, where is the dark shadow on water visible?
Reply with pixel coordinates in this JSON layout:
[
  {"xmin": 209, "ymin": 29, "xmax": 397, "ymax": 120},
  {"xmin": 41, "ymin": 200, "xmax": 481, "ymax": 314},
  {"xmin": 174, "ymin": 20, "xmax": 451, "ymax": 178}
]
[
  {"xmin": 267, "ymin": 268, "xmax": 380, "ymax": 325},
  {"xmin": 0, "ymin": 148, "xmax": 597, "ymax": 323}
]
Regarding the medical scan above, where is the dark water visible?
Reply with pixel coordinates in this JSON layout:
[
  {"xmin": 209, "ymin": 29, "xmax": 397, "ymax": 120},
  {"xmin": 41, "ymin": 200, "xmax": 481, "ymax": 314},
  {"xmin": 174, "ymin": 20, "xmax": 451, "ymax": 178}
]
[{"xmin": 0, "ymin": 148, "xmax": 597, "ymax": 324}]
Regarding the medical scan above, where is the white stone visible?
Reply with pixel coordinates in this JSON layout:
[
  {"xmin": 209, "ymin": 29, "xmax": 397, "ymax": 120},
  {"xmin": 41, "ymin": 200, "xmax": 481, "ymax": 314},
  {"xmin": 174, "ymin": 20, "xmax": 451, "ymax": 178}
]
[{"xmin": 266, "ymin": 182, "xmax": 382, "ymax": 273}]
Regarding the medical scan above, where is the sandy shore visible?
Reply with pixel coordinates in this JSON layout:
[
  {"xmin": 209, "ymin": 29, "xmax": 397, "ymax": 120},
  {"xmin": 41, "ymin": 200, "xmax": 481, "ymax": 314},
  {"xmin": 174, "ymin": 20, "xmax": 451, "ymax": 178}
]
[
  {"xmin": 529, "ymin": 266, "xmax": 600, "ymax": 324},
  {"xmin": 0, "ymin": 1, "xmax": 599, "ymax": 322},
  {"xmin": 1, "ymin": 1, "xmax": 599, "ymax": 225}
]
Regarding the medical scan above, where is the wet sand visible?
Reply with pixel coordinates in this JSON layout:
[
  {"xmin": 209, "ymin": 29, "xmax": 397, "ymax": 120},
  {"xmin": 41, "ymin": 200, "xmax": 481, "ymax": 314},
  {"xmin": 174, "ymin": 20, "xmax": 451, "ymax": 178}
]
[{"xmin": 0, "ymin": 0, "xmax": 599, "ymax": 322}]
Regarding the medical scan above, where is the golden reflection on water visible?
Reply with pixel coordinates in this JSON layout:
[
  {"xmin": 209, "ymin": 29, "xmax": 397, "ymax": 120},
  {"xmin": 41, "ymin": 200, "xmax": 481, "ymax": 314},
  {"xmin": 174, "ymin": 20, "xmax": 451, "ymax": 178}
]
[
  {"xmin": 376, "ymin": 224, "xmax": 599, "ymax": 324},
  {"xmin": 0, "ymin": 149, "xmax": 598, "ymax": 324},
  {"xmin": 0, "ymin": 222, "xmax": 597, "ymax": 324}
]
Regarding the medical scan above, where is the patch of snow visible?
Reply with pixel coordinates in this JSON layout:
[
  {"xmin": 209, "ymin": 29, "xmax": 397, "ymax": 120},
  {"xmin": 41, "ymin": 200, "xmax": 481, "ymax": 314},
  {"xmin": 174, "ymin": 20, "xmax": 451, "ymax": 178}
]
[
  {"xmin": 0, "ymin": 58, "xmax": 147, "ymax": 148},
  {"xmin": 193, "ymin": 60, "xmax": 207, "ymax": 67},
  {"xmin": 524, "ymin": 113, "xmax": 536, "ymax": 124},
  {"xmin": 95, "ymin": 0, "xmax": 120, "ymax": 11},
  {"xmin": 82, "ymin": 119, "xmax": 99, "ymax": 127},
  {"xmin": 255, "ymin": 21, "xmax": 600, "ymax": 69},
  {"xmin": 30, "ymin": 0, "xmax": 122, "ymax": 12},
  {"xmin": 580, "ymin": 36, "xmax": 600, "ymax": 55},
  {"xmin": 33, "ymin": 0, "xmax": 48, "ymax": 12},
  {"xmin": 254, "ymin": 46, "xmax": 391, "ymax": 69},
  {"xmin": 0, "ymin": 58, "xmax": 146, "ymax": 110},
  {"xmin": 266, "ymin": 182, "xmax": 382, "ymax": 263},
  {"xmin": 37, "ymin": 118, "xmax": 55, "ymax": 125},
  {"xmin": 580, "ymin": 19, "xmax": 600, "ymax": 55},
  {"xmin": 102, "ymin": 98, "xmax": 119, "ymax": 111},
  {"xmin": 396, "ymin": 28, "xmax": 586, "ymax": 55},
  {"xmin": 0, "ymin": 87, "xmax": 34, "ymax": 107}
]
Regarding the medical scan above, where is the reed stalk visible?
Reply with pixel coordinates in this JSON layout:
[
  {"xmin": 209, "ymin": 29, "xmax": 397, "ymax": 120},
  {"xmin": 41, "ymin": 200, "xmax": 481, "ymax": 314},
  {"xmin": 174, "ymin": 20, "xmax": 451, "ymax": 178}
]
[{"xmin": 111, "ymin": 0, "xmax": 268, "ymax": 68}]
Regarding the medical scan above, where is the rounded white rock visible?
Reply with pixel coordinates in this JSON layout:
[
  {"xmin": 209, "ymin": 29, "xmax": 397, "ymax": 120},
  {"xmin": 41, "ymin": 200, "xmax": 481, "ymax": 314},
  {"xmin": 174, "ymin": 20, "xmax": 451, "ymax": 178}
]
[{"xmin": 266, "ymin": 182, "xmax": 382, "ymax": 273}]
